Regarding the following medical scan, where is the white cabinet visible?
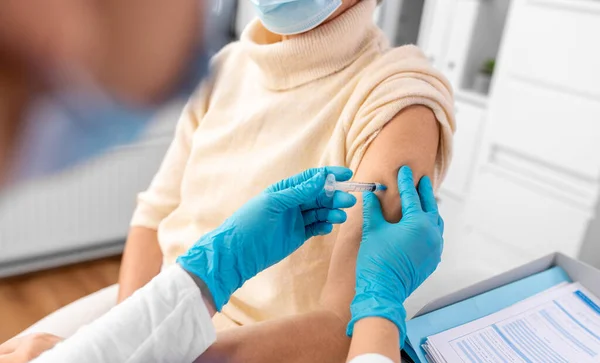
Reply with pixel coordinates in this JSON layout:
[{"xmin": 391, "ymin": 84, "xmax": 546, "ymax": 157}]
[
  {"xmin": 418, "ymin": 0, "xmax": 510, "ymax": 93},
  {"xmin": 416, "ymin": 0, "xmax": 600, "ymax": 307},
  {"xmin": 488, "ymin": 79, "xmax": 600, "ymax": 180},
  {"xmin": 447, "ymin": 228, "xmax": 533, "ymax": 282},
  {"xmin": 442, "ymin": 97, "xmax": 486, "ymax": 198},
  {"xmin": 465, "ymin": 165, "xmax": 593, "ymax": 258},
  {"xmin": 418, "ymin": 0, "xmax": 458, "ymax": 69},
  {"xmin": 487, "ymin": 0, "xmax": 600, "ymax": 181},
  {"xmin": 461, "ymin": 0, "xmax": 600, "ymax": 277},
  {"xmin": 501, "ymin": 0, "xmax": 600, "ymax": 98},
  {"xmin": 441, "ymin": 0, "xmax": 480, "ymax": 87}
]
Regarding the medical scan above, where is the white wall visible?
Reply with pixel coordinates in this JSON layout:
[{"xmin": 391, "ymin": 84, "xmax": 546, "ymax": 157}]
[{"xmin": 235, "ymin": 0, "xmax": 256, "ymax": 37}]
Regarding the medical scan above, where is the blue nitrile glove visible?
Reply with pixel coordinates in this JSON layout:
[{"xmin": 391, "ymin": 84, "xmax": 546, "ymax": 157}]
[
  {"xmin": 177, "ymin": 166, "xmax": 357, "ymax": 311},
  {"xmin": 347, "ymin": 166, "xmax": 444, "ymax": 347}
]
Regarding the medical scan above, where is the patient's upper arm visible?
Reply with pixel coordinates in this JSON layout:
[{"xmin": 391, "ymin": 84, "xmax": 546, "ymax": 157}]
[
  {"xmin": 355, "ymin": 105, "xmax": 439, "ymax": 222},
  {"xmin": 320, "ymin": 105, "xmax": 439, "ymax": 320}
]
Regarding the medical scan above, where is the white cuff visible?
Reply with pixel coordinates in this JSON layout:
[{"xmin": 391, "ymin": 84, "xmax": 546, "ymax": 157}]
[{"xmin": 348, "ymin": 353, "xmax": 395, "ymax": 363}]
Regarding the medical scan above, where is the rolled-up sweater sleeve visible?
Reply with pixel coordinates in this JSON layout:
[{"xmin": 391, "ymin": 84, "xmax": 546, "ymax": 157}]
[
  {"xmin": 33, "ymin": 265, "xmax": 216, "ymax": 363},
  {"xmin": 344, "ymin": 45, "xmax": 456, "ymax": 187}
]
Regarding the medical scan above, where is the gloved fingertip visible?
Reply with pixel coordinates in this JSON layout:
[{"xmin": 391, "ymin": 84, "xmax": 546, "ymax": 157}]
[
  {"xmin": 420, "ymin": 175, "xmax": 433, "ymax": 187},
  {"xmin": 325, "ymin": 166, "xmax": 353, "ymax": 182},
  {"xmin": 348, "ymin": 192, "xmax": 358, "ymax": 203},
  {"xmin": 339, "ymin": 211, "xmax": 348, "ymax": 223},
  {"xmin": 398, "ymin": 166, "xmax": 414, "ymax": 182},
  {"xmin": 334, "ymin": 191, "xmax": 357, "ymax": 208},
  {"xmin": 400, "ymin": 165, "xmax": 413, "ymax": 175},
  {"xmin": 305, "ymin": 223, "xmax": 317, "ymax": 239},
  {"xmin": 321, "ymin": 223, "xmax": 334, "ymax": 235},
  {"xmin": 339, "ymin": 168, "xmax": 354, "ymax": 180},
  {"xmin": 328, "ymin": 209, "xmax": 347, "ymax": 224}
]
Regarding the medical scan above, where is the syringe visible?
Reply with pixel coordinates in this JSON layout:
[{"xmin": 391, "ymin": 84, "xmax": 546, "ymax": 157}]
[{"xmin": 324, "ymin": 173, "xmax": 387, "ymax": 197}]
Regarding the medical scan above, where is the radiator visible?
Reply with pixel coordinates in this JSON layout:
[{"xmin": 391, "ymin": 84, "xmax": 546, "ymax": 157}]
[{"xmin": 0, "ymin": 102, "xmax": 184, "ymax": 277}]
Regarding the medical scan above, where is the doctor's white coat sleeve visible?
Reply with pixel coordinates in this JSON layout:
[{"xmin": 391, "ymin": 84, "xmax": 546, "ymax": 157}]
[
  {"xmin": 348, "ymin": 354, "xmax": 395, "ymax": 363},
  {"xmin": 32, "ymin": 265, "xmax": 216, "ymax": 363}
]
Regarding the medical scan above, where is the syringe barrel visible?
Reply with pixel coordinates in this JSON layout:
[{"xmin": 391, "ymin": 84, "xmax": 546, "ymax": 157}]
[
  {"xmin": 324, "ymin": 174, "xmax": 385, "ymax": 197},
  {"xmin": 335, "ymin": 182, "xmax": 377, "ymax": 193}
]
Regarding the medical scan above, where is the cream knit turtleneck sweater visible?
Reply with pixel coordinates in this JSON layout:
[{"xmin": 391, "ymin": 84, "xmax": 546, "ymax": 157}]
[{"xmin": 131, "ymin": 0, "xmax": 455, "ymax": 328}]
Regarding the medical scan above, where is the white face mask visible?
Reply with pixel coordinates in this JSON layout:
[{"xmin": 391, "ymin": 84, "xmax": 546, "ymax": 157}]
[{"xmin": 249, "ymin": 0, "xmax": 342, "ymax": 35}]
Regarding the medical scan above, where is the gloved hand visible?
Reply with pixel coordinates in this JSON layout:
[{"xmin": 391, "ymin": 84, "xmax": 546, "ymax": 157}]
[
  {"xmin": 178, "ymin": 167, "xmax": 357, "ymax": 311},
  {"xmin": 347, "ymin": 166, "xmax": 444, "ymax": 346}
]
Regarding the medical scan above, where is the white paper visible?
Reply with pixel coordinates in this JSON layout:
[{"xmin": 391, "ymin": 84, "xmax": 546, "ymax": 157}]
[{"xmin": 424, "ymin": 283, "xmax": 600, "ymax": 362}]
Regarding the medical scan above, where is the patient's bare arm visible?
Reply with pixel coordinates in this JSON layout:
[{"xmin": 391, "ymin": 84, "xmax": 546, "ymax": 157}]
[
  {"xmin": 117, "ymin": 226, "xmax": 164, "ymax": 303},
  {"xmin": 320, "ymin": 105, "xmax": 439, "ymax": 318},
  {"xmin": 195, "ymin": 105, "xmax": 439, "ymax": 363}
]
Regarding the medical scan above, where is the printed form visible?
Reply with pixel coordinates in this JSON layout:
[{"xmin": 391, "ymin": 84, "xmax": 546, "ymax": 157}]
[{"xmin": 423, "ymin": 283, "xmax": 600, "ymax": 362}]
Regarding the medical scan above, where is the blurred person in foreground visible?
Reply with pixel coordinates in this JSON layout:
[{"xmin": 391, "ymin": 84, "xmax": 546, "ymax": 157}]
[
  {"xmin": 0, "ymin": 0, "xmax": 211, "ymax": 185},
  {"xmin": 0, "ymin": 0, "xmax": 211, "ymax": 356}
]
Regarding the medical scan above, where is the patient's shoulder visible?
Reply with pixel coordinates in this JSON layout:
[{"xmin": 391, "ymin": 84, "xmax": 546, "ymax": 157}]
[
  {"xmin": 349, "ymin": 44, "xmax": 454, "ymax": 117},
  {"xmin": 357, "ymin": 44, "xmax": 452, "ymax": 95}
]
